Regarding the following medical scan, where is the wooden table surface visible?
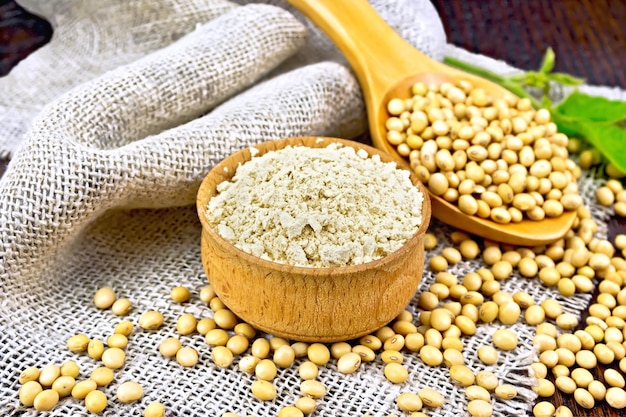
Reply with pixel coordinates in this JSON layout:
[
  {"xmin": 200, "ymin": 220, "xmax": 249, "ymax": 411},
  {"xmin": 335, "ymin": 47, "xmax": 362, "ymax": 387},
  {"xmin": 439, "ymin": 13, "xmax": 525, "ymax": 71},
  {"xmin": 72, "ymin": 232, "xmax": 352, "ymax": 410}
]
[{"xmin": 2, "ymin": 1, "xmax": 626, "ymax": 416}]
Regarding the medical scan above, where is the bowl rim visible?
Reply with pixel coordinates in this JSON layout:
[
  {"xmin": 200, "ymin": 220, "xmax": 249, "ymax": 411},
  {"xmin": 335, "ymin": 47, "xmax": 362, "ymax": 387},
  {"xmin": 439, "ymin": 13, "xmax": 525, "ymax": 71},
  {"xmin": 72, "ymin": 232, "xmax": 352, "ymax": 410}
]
[{"xmin": 196, "ymin": 136, "xmax": 432, "ymax": 277}]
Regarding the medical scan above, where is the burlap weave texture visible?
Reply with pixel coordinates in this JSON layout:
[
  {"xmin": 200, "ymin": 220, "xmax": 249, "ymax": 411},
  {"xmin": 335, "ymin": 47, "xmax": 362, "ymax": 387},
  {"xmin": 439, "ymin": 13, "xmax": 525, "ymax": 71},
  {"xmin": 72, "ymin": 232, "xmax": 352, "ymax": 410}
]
[{"xmin": 2, "ymin": 0, "xmax": 625, "ymax": 416}]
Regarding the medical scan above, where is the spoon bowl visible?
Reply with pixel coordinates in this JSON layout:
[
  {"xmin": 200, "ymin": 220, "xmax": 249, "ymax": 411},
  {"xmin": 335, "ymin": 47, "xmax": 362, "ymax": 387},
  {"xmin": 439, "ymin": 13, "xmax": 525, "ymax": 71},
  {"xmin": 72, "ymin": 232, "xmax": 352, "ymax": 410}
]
[{"xmin": 287, "ymin": 0, "xmax": 576, "ymax": 245}]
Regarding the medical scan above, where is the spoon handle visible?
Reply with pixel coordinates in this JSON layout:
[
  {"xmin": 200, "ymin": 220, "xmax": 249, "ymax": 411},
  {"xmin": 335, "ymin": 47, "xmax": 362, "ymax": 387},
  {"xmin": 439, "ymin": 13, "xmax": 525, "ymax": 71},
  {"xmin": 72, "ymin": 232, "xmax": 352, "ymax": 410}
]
[{"xmin": 286, "ymin": 0, "xmax": 440, "ymax": 103}]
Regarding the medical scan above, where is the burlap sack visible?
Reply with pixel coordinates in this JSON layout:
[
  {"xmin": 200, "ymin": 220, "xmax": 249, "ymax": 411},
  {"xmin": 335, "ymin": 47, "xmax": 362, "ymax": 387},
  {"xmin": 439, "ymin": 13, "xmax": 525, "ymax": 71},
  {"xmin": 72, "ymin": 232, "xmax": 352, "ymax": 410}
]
[{"xmin": 2, "ymin": 0, "xmax": 625, "ymax": 416}]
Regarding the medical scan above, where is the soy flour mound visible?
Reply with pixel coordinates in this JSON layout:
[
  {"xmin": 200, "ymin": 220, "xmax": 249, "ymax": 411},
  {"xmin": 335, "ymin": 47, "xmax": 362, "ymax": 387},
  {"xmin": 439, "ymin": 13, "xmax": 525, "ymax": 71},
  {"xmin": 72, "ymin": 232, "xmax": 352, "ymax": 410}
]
[{"xmin": 206, "ymin": 142, "xmax": 424, "ymax": 267}]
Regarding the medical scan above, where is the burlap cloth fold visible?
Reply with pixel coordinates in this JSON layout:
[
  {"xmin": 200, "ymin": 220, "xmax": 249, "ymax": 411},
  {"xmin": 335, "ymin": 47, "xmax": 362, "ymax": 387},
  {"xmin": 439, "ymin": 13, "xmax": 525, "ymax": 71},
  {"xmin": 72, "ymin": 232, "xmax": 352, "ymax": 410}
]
[{"xmin": 1, "ymin": 1, "xmax": 625, "ymax": 416}]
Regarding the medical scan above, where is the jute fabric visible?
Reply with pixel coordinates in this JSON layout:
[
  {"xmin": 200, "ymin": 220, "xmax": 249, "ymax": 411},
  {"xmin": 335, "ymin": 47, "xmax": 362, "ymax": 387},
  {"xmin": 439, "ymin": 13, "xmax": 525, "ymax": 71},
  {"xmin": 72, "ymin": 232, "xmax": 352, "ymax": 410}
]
[{"xmin": 1, "ymin": 1, "xmax": 625, "ymax": 416}]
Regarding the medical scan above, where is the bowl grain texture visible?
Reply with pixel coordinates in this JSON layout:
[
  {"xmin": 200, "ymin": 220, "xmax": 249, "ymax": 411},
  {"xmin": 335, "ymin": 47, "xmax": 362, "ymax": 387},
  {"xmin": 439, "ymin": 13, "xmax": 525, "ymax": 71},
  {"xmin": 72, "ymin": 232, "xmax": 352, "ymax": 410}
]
[{"xmin": 197, "ymin": 136, "xmax": 431, "ymax": 342}]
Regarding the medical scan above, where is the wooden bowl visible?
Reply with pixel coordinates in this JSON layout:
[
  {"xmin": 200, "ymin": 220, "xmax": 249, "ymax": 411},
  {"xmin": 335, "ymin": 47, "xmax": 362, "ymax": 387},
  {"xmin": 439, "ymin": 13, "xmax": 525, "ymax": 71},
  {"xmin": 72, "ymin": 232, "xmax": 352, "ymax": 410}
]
[{"xmin": 196, "ymin": 137, "xmax": 431, "ymax": 342}]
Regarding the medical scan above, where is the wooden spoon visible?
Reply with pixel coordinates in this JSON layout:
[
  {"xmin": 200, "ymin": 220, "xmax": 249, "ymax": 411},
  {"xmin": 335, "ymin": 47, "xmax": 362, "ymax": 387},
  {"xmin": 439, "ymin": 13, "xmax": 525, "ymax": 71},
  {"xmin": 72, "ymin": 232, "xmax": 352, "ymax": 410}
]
[{"xmin": 286, "ymin": 0, "xmax": 576, "ymax": 246}]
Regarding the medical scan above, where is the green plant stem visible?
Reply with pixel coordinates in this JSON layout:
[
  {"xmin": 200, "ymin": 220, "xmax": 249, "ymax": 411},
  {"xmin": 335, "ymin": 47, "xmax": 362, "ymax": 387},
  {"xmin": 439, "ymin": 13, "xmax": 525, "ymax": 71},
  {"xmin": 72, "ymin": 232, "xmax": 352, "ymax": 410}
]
[{"xmin": 443, "ymin": 56, "xmax": 542, "ymax": 108}]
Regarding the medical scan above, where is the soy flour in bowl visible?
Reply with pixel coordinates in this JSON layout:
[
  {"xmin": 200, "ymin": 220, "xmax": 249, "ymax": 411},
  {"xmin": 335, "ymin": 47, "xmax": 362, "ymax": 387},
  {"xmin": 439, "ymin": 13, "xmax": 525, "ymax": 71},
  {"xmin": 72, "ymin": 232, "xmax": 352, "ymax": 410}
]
[{"xmin": 206, "ymin": 141, "xmax": 424, "ymax": 267}]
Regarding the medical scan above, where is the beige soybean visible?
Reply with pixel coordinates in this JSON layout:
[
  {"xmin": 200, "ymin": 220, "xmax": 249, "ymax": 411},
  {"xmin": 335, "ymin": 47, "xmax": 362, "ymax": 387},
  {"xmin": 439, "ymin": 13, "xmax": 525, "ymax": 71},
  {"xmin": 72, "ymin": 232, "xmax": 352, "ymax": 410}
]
[
  {"xmin": 90, "ymin": 367, "xmax": 114, "ymax": 387},
  {"xmin": 442, "ymin": 337, "xmax": 464, "ymax": 351},
  {"xmin": 176, "ymin": 313, "xmax": 197, "ymax": 336},
  {"xmin": 328, "ymin": 342, "xmax": 350, "ymax": 360},
  {"xmin": 571, "ymin": 368, "xmax": 594, "ymax": 388},
  {"xmin": 384, "ymin": 363, "xmax": 409, "ymax": 384},
  {"xmin": 256, "ymin": 359, "xmax": 278, "ymax": 381},
  {"xmin": 298, "ymin": 361, "xmax": 318, "ymax": 380},
  {"xmin": 209, "ymin": 296, "xmax": 226, "ymax": 311},
  {"xmin": 85, "ymin": 389, "xmax": 108, "ymax": 413},
  {"xmin": 269, "ymin": 337, "xmax": 290, "ymax": 351},
  {"xmin": 33, "ymin": 389, "xmax": 59, "ymax": 411},
  {"xmin": 353, "ymin": 344, "xmax": 377, "ymax": 362},
  {"xmin": 495, "ymin": 384, "xmax": 517, "ymax": 400},
  {"xmin": 359, "ymin": 334, "xmax": 383, "ymax": 351},
  {"xmin": 94, "ymin": 287, "xmax": 116, "ymax": 309},
  {"xmin": 533, "ymin": 401, "xmax": 556, "ymax": 417},
  {"xmin": 525, "ymin": 305, "xmax": 546, "ymax": 325},
  {"xmin": 606, "ymin": 387, "xmax": 626, "ymax": 409},
  {"xmin": 107, "ymin": 333, "xmax": 128, "ymax": 349},
  {"xmin": 51, "ymin": 375, "xmax": 75, "ymax": 397},
  {"xmin": 170, "ymin": 286, "xmax": 191, "ymax": 303},
  {"xmin": 273, "ymin": 345, "xmax": 296, "ymax": 368},
  {"xmin": 111, "ymin": 298, "xmax": 132, "ymax": 316},
  {"xmin": 300, "ymin": 380, "xmax": 326, "ymax": 399},
  {"xmin": 404, "ymin": 333, "xmax": 425, "ymax": 352},
  {"xmin": 465, "ymin": 385, "xmax": 491, "ymax": 401},
  {"xmin": 278, "ymin": 406, "xmax": 304, "ymax": 417},
  {"xmin": 540, "ymin": 298, "xmax": 562, "ymax": 319},
  {"xmin": 88, "ymin": 339, "xmax": 105, "ymax": 360},
  {"xmin": 116, "ymin": 381, "xmax": 143, "ymax": 403},
  {"xmin": 139, "ymin": 310, "xmax": 164, "ymax": 330},
  {"xmin": 552, "ymin": 364, "xmax": 570, "ymax": 378},
  {"xmin": 295, "ymin": 397, "xmax": 317, "ymax": 414},
  {"xmin": 114, "ymin": 320, "xmax": 134, "ymax": 336},
  {"xmin": 424, "ymin": 328, "xmax": 443, "ymax": 348},
  {"xmin": 38, "ymin": 364, "xmax": 61, "ymax": 387},
  {"xmin": 205, "ymin": 329, "xmax": 230, "ymax": 346},
  {"xmin": 450, "ymin": 364, "xmax": 475, "ymax": 387},
  {"xmin": 555, "ymin": 376, "xmax": 577, "ymax": 394},
  {"xmin": 492, "ymin": 328, "xmax": 518, "ymax": 350},
  {"xmin": 588, "ymin": 380, "xmax": 607, "ymax": 401},
  {"xmin": 19, "ymin": 380, "xmax": 43, "ymax": 406},
  {"xmin": 443, "ymin": 348, "xmax": 465, "ymax": 367},
  {"xmin": 418, "ymin": 388, "xmax": 444, "ymax": 407},
  {"xmin": 199, "ymin": 285, "xmax": 216, "ymax": 303},
  {"xmin": 475, "ymin": 371, "xmax": 499, "ymax": 391},
  {"xmin": 467, "ymin": 399, "xmax": 493, "ymax": 417},
  {"xmin": 71, "ymin": 379, "xmax": 97, "ymax": 399},
  {"xmin": 234, "ymin": 323, "xmax": 256, "ymax": 340},
  {"xmin": 397, "ymin": 392, "xmax": 423, "ymax": 412},
  {"xmin": 212, "ymin": 346, "xmax": 234, "ymax": 368},
  {"xmin": 102, "ymin": 347, "xmax": 126, "ymax": 369},
  {"xmin": 605, "ymin": 368, "xmax": 626, "ymax": 388},
  {"xmin": 159, "ymin": 337, "xmax": 182, "ymax": 358},
  {"xmin": 67, "ymin": 334, "xmax": 90, "ymax": 353},
  {"xmin": 239, "ymin": 355, "xmax": 259, "ymax": 374},
  {"xmin": 574, "ymin": 387, "xmax": 595, "ymax": 409},
  {"xmin": 479, "ymin": 302, "xmax": 499, "ymax": 323},
  {"xmin": 538, "ymin": 350, "xmax": 559, "ymax": 368},
  {"xmin": 381, "ymin": 350, "xmax": 404, "ymax": 364},
  {"xmin": 419, "ymin": 345, "xmax": 444, "ymax": 366},
  {"xmin": 176, "ymin": 346, "xmax": 199, "ymax": 367},
  {"xmin": 227, "ymin": 335, "xmax": 250, "ymax": 355},
  {"xmin": 533, "ymin": 378, "xmax": 555, "ymax": 397},
  {"xmin": 145, "ymin": 402, "xmax": 166, "ymax": 417},
  {"xmin": 575, "ymin": 349, "xmax": 597, "ymax": 369},
  {"xmin": 197, "ymin": 318, "xmax": 217, "ymax": 335},
  {"xmin": 19, "ymin": 367, "xmax": 40, "ymax": 384},
  {"xmin": 251, "ymin": 380, "xmax": 277, "ymax": 401},
  {"xmin": 498, "ymin": 301, "xmax": 521, "ymax": 325},
  {"xmin": 214, "ymin": 308, "xmax": 238, "ymax": 330},
  {"xmin": 337, "ymin": 352, "xmax": 362, "ymax": 374},
  {"xmin": 531, "ymin": 362, "xmax": 548, "ymax": 379},
  {"xmin": 430, "ymin": 308, "xmax": 453, "ymax": 332},
  {"xmin": 308, "ymin": 343, "xmax": 331, "ymax": 366}
]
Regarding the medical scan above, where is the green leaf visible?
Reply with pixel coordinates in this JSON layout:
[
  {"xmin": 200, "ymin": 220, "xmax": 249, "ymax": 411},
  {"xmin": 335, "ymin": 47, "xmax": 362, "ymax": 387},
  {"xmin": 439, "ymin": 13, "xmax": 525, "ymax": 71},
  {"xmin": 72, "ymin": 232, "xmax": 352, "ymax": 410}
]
[
  {"xmin": 554, "ymin": 91, "xmax": 626, "ymax": 124},
  {"xmin": 580, "ymin": 123, "xmax": 626, "ymax": 174},
  {"xmin": 551, "ymin": 112, "xmax": 626, "ymax": 173},
  {"xmin": 539, "ymin": 47, "xmax": 555, "ymax": 74}
]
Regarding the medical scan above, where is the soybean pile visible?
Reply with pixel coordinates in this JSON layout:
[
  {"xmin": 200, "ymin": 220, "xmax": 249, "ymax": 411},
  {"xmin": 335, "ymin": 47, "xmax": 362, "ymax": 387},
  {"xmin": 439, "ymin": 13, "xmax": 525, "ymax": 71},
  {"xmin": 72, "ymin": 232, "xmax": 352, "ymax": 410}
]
[{"xmin": 385, "ymin": 79, "xmax": 583, "ymax": 224}]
